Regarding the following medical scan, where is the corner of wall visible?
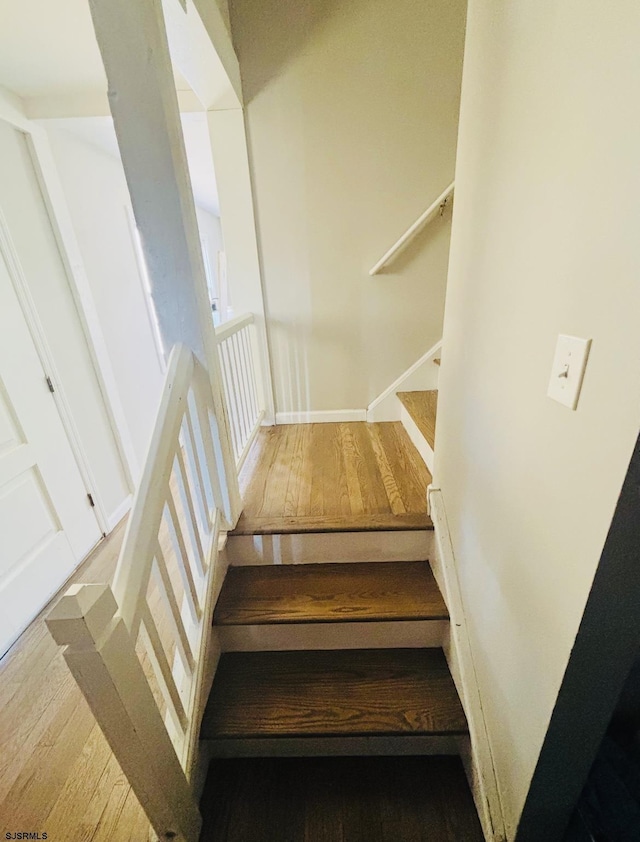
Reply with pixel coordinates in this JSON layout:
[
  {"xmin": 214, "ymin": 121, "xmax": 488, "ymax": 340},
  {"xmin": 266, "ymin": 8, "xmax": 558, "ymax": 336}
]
[
  {"xmin": 428, "ymin": 486, "xmax": 507, "ymax": 842},
  {"xmin": 366, "ymin": 340, "xmax": 442, "ymax": 423}
]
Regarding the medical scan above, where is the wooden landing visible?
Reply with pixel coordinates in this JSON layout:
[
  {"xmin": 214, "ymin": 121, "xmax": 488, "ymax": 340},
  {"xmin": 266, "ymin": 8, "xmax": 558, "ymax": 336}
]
[
  {"xmin": 232, "ymin": 422, "xmax": 433, "ymax": 535},
  {"xmin": 214, "ymin": 561, "xmax": 448, "ymax": 626},
  {"xmin": 0, "ymin": 519, "xmax": 152, "ymax": 841},
  {"xmin": 201, "ymin": 649, "xmax": 467, "ymax": 740},
  {"xmin": 397, "ymin": 390, "xmax": 438, "ymax": 450}
]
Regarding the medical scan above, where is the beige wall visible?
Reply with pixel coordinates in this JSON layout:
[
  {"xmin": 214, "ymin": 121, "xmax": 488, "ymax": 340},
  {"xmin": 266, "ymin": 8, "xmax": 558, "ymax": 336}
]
[
  {"xmin": 435, "ymin": 1, "xmax": 640, "ymax": 837},
  {"xmin": 229, "ymin": 0, "xmax": 466, "ymax": 414}
]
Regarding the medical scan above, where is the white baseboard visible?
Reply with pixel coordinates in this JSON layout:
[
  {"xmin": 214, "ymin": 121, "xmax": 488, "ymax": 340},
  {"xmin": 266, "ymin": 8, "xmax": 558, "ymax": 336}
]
[
  {"xmin": 108, "ymin": 494, "xmax": 132, "ymax": 532},
  {"xmin": 226, "ymin": 529, "xmax": 433, "ymax": 566},
  {"xmin": 275, "ymin": 409, "xmax": 367, "ymax": 424},
  {"xmin": 428, "ymin": 487, "xmax": 506, "ymax": 842},
  {"xmin": 366, "ymin": 339, "xmax": 442, "ymax": 423},
  {"xmin": 400, "ymin": 405, "xmax": 435, "ymax": 474}
]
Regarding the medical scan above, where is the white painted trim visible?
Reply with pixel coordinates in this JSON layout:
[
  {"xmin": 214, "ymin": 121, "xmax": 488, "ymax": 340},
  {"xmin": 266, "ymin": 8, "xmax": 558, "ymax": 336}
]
[
  {"xmin": 0, "ymin": 88, "xmax": 139, "ymax": 491},
  {"xmin": 401, "ymin": 405, "xmax": 435, "ymax": 474},
  {"xmin": 108, "ymin": 494, "xmax": 132, "ymax": 532},
  {"xmin": 219, "ymin": 619, "xmax": 448, "ymax": 653},
  {"xmin": 367, "ymin": 339, "xmax": 442, "ymax": 422},
  {"xmin": 226, "ymin": 530, "xmax": 433, "ymax": 567},
  {"xmin": 214, "ymin": 311, "xmax": 254, "ymax": 342},
  {"xmin": 276, "ymin": 409, "xmax": 367, "ymax": 424},
  {"xmin": 428, "ymin": 487, "xmax": 506, "ymax": 842}
]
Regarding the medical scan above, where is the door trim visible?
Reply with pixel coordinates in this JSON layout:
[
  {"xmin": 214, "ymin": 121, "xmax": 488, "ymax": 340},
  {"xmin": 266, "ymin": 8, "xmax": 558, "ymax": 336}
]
[{"xmin": 0, "ymin": 89, "xmax": 139, "ymax": 498}]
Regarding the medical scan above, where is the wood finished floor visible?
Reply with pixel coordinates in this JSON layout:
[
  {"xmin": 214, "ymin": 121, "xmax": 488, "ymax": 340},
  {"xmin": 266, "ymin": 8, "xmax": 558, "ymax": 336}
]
[
  {"xmin": 232, "ymin": 422, "xmax": 433, "ymax": 535},
  {"xmin": 213, "ymin": 562, "xmax": 448, "ymax": 626},
  {"xmin": 200, "ymin": 756, "xmax": 484, "ymax": 842},
  {"xmin": 397, "ymin": 391, "xmax": 438, "ymax": 451},
  {"xmin": 0, "ymin": 519, "xmax": 152, "ymax": 842},
  {"xmin": 201, "ymin": 649, "xmax": 467, "ymax": 740}
]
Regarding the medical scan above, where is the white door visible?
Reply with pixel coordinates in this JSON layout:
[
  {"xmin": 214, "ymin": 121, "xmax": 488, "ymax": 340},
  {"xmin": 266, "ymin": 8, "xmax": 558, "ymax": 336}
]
[{"xmin": 0, "ymin": 247, "xmax": 101, "ymax": 656}]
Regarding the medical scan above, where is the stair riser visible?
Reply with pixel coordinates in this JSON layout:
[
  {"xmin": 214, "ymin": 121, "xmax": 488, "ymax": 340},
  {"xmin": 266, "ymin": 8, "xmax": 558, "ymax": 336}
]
[
  {"xmin": 218, "ymin": 619, "xmax": 448, "ymax": 653},
  {"xmin": 226, "ymin": 529, "xmax": 434, "ymax": 566},
  {"xmin": 400, "ymin": 405, "xmax": 434, "ymax": 473},
  {"xmin": 203, "ymin": 735, "xmax": 465, "ymax": 758}
]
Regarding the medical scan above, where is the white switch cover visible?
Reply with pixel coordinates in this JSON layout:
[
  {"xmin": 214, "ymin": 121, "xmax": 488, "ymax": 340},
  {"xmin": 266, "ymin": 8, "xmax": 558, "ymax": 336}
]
[{"xmin": 547, "ymin": 335, "xmax": 591, "ymax": 410}]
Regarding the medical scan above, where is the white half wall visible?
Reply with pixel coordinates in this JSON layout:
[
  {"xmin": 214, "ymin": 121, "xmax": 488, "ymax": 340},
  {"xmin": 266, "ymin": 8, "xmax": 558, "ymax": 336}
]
[
  {"xmin": 45, "ymin": 124, "xmax": 166, "ymax": 469},
  {"xmin": 435, "ymin": 1, "xmax": 640, "ymax": 837}
]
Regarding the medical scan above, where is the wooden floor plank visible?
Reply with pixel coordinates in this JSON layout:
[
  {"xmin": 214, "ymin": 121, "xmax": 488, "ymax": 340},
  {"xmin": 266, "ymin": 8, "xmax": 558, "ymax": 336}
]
[
  {"xmin": 367, "ymin": 423, "xmax": 407, "ymax": 515},
  {"xmin": 233, "ymin": 421, "xmax": 433, "ymax": 535},
  {"xmin": 378, "ymin": 422, "xmax": 432, "ymax": 512},
  {"xmin": 352, "ymin": 422, "xmax": 397, "ymax": 515},
  {"xmin": 0, "ymin": 517, "xmax": 153, "ymax": 841},
  {"xmin": 397, "ymin": 390, "xmax": 438, "ymax": 450},
  {"xmin": 214, "ymin": 561, "xmax": 448, "ymax": 626},
  {"xmin": 201, "ymin": 649, "xmax": 467, "ymax": 740},
  {"xmin": 339, "ymin": 423, "xmax": 366, "ymax": 516}
]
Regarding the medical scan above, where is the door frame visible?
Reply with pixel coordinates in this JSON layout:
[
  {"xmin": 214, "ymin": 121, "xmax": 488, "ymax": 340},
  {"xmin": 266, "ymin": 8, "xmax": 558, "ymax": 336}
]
[{"xmin": 0, "ymin": 87, "xmax": 138, "ymax": 532}]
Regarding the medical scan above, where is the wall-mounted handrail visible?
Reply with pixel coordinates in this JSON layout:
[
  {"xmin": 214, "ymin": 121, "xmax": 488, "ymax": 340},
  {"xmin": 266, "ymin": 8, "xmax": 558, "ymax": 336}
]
[{"xmin": 369, "ymin": 181, "xmax": 455, "ymax": 276}]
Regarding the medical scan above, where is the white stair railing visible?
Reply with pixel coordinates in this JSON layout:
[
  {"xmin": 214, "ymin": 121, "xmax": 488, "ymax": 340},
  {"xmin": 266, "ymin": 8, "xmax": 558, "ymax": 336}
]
[
  {"xmin": 369, "ymin": 181, "xmax": 455, "ymax": 275},
  {"xmin": 215, "ymin": 313, "xmax": 265, "ymax": 469},
  {"xmin": 46, "ymin": 344, "xmax": 232, "ymax": 842}
]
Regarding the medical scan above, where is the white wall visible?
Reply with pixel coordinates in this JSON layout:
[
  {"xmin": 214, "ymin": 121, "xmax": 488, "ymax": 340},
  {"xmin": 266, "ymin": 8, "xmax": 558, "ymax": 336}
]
[
  {"xmin": 435, "ymin": 1, "xmax": 640, "ymax": 837},
  {"xmin": 229, "ymin": 0, "xmax": 466, "ymax": 414},
  {"xmin": 195, "ymin": 205, "xmax": 225, "ymax": 316},
  {"xmin": 45, "ymin": 125, "xmax": 166, "ymax": 469}
]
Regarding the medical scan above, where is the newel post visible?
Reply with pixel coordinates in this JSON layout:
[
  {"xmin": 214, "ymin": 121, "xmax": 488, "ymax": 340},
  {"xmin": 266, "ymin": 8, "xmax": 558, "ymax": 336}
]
[{"xmin": 46, "ymin": 584, "xmax": 202, "ymax": 842}]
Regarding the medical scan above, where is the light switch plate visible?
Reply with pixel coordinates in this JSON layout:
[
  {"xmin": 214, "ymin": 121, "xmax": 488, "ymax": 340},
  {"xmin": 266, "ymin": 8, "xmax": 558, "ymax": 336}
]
[{"xmin": 547, "ymin": 335, "xmax": 591, "ymax": 410}]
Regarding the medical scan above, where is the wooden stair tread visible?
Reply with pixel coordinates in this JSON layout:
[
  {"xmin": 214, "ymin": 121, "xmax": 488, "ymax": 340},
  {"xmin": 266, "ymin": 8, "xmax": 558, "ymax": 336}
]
[
  {"xmin": 214, "ymin": 561, "xmax": 448, "ymax": 626},
  {"xmin": 201, "ymin": 649, "xmax": 467, "ymax": 739},
  {"xmin": 397, "ymin": 390, "xmax": 438, "ymax": 450}
]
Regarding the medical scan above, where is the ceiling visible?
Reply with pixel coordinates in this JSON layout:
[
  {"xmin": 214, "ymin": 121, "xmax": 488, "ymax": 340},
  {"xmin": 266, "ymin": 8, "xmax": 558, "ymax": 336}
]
[
  {"xmin": 0, "ymin": 0, "xmax": 107, "ymax": 98},
  {"xmin": 0, "ymin": 0, "xmax": 195, "ymax": 97},
  {"xmin": 0, "ymin": 0, "xmax": 219, "ymax": 215}
]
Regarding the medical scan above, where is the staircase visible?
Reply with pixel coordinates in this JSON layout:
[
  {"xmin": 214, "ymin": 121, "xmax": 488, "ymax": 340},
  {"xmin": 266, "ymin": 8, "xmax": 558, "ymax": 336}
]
[
  {"xmin": 201, "ymin": 557, "xmax": 466, "ymax": 758},
  {"xmin": 397, "ymin": 389, "xmax": 438, "ymax": 473}
]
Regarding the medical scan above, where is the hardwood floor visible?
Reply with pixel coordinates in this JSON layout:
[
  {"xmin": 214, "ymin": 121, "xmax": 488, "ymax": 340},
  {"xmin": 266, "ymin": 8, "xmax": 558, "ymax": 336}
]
[
  {"xmin": 397, "ymin": 391, "xmax": 438, "ymax": 450},
  {"xmin": 232, "ymin": 422, "xmax": 433, "ymax": 535},
  {"xmin": 201, "ymin": 649, "xmax": 467, "ymax": 740},
  {"xmin": 214, "ymin": 562, "xmax": 448, "ymax": 626},
  {"xmin": 200, "ymin": 756, "xmax": 484, "ymax": 841},
  {"xmin": 0, "ymin": 519, "xmax": 152, "ymax": 842}
]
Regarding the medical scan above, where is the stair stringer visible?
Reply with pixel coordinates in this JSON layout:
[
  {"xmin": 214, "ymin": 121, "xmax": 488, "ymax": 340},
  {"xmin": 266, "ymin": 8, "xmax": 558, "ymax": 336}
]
[
  {"xmin": 366, "ymin": 339, "xmax": 442, "ymax": 422},
  {"xmin": 400, "ymin": 402, "xmax": 435, "ymax": 473},
  {"xmin": 428, "ymin": 486, "xmax": 507, "ymax": 842}
]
